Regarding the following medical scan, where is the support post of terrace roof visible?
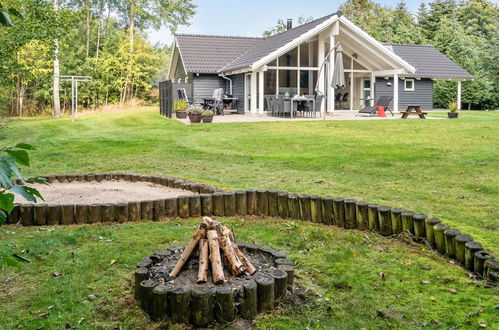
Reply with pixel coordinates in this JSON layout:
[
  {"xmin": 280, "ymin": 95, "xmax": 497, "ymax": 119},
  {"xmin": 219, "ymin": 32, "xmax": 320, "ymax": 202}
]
[
  {"xmin": 328, "ymin": 35, "xmax": 335, "ymax": 113},
  {"xmin": 350, "ymin": 70, "xmax": 354, "ymax": 111},
  {"xmin": 457, "ymin": 80, "xmax": 462, "ymax": 110},
  {"xmin": 393, "ymin": 73, "xmax": 399, "ymax": 112},
  {"xmin": 251, "ymin": 72, "xmax": 257, "ymax": 113},
  {"xmin": 370, "ymin": 73, "xmax": 375, "ymax": 107},
  {"xmin": 318, "ymin": 37, "xmax": 325, "ymax": 114},
  {"xmin": 258, "ymin": 71, "xmax": 264, "ymax": 115}
]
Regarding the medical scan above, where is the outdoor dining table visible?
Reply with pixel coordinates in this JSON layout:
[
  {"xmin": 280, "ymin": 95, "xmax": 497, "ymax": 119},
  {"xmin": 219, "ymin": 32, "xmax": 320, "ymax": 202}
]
[
  {"xmin": 290, "ymin": 97, "xmax": 315, "ymax": 118},
  {"xmin": 401, "ymin": 104, "xmax": 427, "ymax": 119}
]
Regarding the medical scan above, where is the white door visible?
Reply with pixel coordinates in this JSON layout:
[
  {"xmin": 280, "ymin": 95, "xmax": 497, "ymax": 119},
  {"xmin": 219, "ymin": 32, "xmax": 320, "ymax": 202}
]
[{"xmin": 244, "ymin": 73, "xmax": 251, "ymax": 112}]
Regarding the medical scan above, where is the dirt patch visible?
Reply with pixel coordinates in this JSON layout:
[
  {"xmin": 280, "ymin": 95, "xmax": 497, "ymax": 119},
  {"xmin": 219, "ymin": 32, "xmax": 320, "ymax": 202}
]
[{"xmin": 14, "ymin": 181, "xmax": 196, "ymax": 204}]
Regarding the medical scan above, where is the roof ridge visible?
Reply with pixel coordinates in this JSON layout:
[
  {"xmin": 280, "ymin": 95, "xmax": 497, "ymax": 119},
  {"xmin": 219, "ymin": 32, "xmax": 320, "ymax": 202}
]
[
  {"xmin": 384, "ymin": 43, "xmax": 435, "ymax": 48},
  {"xmin": 175, "ymin": 33, "xmax": 263, "ymax": 40},
  {"xmin": 263, "ymin": 11, "xmax": 340, "ymax": 40}
]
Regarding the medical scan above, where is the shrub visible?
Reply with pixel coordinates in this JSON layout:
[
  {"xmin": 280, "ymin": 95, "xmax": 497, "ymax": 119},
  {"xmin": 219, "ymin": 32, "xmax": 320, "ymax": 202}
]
[
  {"xmin": 448, "ymin": 100, "xmax": 458, "ymax": 113},
  {"xmin": 174, "ymin": 99, "xmax": 188, "ymax": 111},
  {"xmin": 187, "ymin": 105, "xmax": 203, "ymax": 115},
  {"xmin": 201, "ymin": 110, "xmax": 214, "ymax": 116}
]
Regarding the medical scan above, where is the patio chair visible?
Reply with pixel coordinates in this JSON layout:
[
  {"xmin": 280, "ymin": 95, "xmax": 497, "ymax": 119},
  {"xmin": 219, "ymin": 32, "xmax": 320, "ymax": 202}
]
[
  {"xmin": 269, "ymin": 95, "xmax": 278, "ymax": 116},
  {"xmin": 202, "ymin": 88, "xmax": 225, "ymax": 114},
  {"xmin": 302, "ymin": 95, "xmax": 324, "ymax": 118},
  {"xmin": 264, "ymin": 95, "xmax": 273, "ymax": 116},
  {"xmin": 356, "ymin": 96, "xmax": 393, "ymax": 117},
  {"xmin": 277, "ymin": 96, "xmax": 291, "ymax": 117},
  {"xmin": 335, "ymin": 93, "xmax": 342, "ymax": 109},
  {"xmin": 341, "ymin": 93, "xmax": 349, "ymax": 110},
  {"xmin": 177, "ymin": 88, "xmax": 192, "ymax": 104}
]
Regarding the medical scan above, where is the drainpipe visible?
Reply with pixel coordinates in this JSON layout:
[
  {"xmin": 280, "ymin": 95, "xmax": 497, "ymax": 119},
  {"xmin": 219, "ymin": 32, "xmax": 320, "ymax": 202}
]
[{"xmin": 220, "ymin": 74, "xmax": 232, "ymax": 95}]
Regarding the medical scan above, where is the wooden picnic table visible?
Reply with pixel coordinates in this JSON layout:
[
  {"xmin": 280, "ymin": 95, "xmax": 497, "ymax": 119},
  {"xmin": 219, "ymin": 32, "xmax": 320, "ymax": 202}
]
[{"xmin": 401, "ymin": 105, "xmax": 427, "ymax": 119}]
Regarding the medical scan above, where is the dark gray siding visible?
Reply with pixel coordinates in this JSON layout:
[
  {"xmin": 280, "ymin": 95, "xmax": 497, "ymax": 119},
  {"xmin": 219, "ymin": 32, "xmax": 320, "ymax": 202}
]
[
  {"xmin": 231, "ymin": 74, "xmax": 245, "ymax": 113},
  {"xmin": 375, "ymin": 77, "xmax": 433, "ymax": 110},
  {"xmin": 192, "ymin": 74, "xmax": 228, "ymax": 104},
  {"xmin": 174, "ymin": 58, "xmax": 188, "ymax": 82}
]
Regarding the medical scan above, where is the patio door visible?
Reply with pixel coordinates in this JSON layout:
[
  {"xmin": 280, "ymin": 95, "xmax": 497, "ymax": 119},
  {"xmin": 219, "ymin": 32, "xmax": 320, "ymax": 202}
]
[
  {"xmin": 361, "ymin": 78, "xmax": 371, "ymax": 107},
  {"xmin": 244, "ymin": 73, "xmax": 251, "ymax": 112}
]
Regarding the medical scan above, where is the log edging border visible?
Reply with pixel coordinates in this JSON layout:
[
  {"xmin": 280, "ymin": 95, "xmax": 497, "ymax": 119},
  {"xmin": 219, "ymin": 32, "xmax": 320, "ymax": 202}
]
[{"xmin": 5, "ymin": 173, "xmax": 497, "ymax": 282}]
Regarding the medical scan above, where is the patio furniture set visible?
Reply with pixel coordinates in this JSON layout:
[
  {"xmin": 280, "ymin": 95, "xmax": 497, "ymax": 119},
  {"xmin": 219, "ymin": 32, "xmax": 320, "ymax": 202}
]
[
  {"xmin": 264, "ymin": 95, "xmax": 324, "ymax": 118},
  {"xmin": 178, "ymin": 88, "xmax": 238, "ymax": 116}
]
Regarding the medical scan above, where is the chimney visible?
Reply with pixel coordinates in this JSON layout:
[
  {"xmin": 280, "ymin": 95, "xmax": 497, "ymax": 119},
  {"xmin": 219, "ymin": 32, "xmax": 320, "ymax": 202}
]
[{"xmin": 286, "ymin": 19, "xmax": 293, "ymax": 30}]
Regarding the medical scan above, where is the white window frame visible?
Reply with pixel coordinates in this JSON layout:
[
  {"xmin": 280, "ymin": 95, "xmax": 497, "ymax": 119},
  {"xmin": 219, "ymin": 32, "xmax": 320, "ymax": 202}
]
[{"xmin": 404, "ymin": 78, "xmax": 415, "ymax": 91}]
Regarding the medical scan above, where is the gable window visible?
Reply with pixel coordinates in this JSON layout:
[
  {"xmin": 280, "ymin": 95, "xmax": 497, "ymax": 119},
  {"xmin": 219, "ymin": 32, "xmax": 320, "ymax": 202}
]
[{"xmin": 404, "ymin": 79, "xmax": 415, "ymax": 91}]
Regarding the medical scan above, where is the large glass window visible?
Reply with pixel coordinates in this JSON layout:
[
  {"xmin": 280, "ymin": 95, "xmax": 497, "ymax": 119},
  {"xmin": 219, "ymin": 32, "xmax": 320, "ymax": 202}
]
[
  {"xmin": 278, "ymin": 47, "xmax": 298, "ymax": 67},
  {"xmin": 300, "ymin": 43, "xmax": 309, "ymax": 67},
  {"xmin": 278, "ymin": 69, "xmax": 298, "ymax": 96},
  {"xmin": 264, "ymin": 70, "xmax": 277, "ymax": 95}
]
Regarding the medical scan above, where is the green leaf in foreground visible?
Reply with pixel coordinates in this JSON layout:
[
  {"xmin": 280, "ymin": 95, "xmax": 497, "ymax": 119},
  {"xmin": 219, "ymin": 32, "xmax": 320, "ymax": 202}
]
[
  {"xmin": 9, "ymin": 186, "xmax": 39, "ymax": 202},
  {"xmin": 6, "ymin": 149, "xmax": 30, "ymax": 166},
  {"xmin": 0, "ymin": 192, "xmax": 15, "ymax": 213}
]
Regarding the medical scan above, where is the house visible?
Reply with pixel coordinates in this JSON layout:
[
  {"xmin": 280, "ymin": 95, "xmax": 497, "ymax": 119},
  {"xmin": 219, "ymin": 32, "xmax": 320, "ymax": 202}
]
[{"xmin": 166, "ymin": 11, "xmax": 472, "ymax": 114}]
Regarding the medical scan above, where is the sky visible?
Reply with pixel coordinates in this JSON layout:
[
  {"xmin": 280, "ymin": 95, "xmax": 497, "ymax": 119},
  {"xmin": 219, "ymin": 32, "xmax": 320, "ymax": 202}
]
[{"xmin": 147, "ymin": 0, "xmax": 428, "ymax": 46}]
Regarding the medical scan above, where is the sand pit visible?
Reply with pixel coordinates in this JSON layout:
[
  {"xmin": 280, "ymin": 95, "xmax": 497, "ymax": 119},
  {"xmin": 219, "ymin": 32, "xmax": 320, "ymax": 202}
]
[{"xmin": 14, "ymin": 181, "xmax": 196, "ymax": 204}]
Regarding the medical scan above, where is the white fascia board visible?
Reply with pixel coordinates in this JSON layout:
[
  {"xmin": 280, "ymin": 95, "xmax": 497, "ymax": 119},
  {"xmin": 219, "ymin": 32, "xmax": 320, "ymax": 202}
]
[
  {"xmin": 223, "ymin": 66, "xmax": 252, "ymax": 75},
  {"xmin": 174, "ymin": 38, "xmax": 189, "ymax": 76},
  {"xmin": 372, "ymin": 69, "xmax": 406, "ymax": 76},
  {"xmin": 166, "ymin": 40, "xmax": 177, "ymax": 79},
  {"xmin": 251, "ymin": 15, "xmax": 340, "ymax": 71},
  {"xmin": 339, "ymin": 16, "xmax": 416, "ymax": 74}
]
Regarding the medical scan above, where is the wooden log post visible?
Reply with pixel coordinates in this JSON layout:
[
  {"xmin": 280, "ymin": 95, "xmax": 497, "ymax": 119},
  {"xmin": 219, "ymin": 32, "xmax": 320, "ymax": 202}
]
[
  {"xmin": 256, "ymin": 190, "xmax": 269, "ymax": 216},
  {"xmin": 166, "ymin": 177, "xmax": 176, "ymax": 187},
  {"xmin": 235, "ymin": 191, "xmax": 247, "ymax": 216},
  {"xmin": 33, "ymin": 204, "xmax": 48, "ymax": 226},
  {"xmin": 433, "ymin": 223, "xmax": 450, "ymax": 254},
  {"xmin": 207, "ymin": 230, "xmax": 225, "ymax": 284},
  {"xmin": 128, "ymin": 201, "xmax": 140, "ymax": 222},
  {"xmin": 400, "ymin": 210, "xmax": 415, "ymax": 235},
  {"xmin": 169, "ymin": 286, "xmax": 191, "ymax": 324},
  {"xmin": 169, "ymin": 224, "xmax": 207, "ymax": 277},
  {"xmin": 413, "ymin": 214, "xmax": 427, "ymax": 239},
  {"xmin": 190, "ymin": 287, "xmax": 215, "ymax": 327},
  {"xmin": 278, "ymin": 191, "xmax": 289, "ymax": 219},
  {"xmin": 95, "ymin": 174, "xmax": 104, "ymax": 182},
  {"xmin": 46, "ymin": 205, "xmax": 61, "ymax": 225},
  {"xmin": 88, "ymin": 204, "xmax": 102, "ymax": 223},
  {"xmin": 56, "ymin": 174, "xmax": 67, "ymax": 183},
  {"xmin": 455, "ymin": 234, "xmax": 473, "ymax": 265},
  {"xmin": 246, "ymin": 190, "xmax": 257, "ymax": 215},
  {"xmin": 278, "ymin": 264, "xmax": 294, "ymax": 291},
  {"xmin": 197, "ymin": 239, "xmax": 209, "ymax": 283},
  {"xmin": 141, "ymin": 200, "xmax": 154, "ymax": 220},
  {"xmin": 322, "ymin": 196, "xmax": 334, "ymax": 225},
  {"xmin": 256, "ymin": 275, "xmax": 275, "ymax": 311},
  {"xmin": 44, "ymin": 175, "xmax": 57, "ymax": 183},
  {"xmin": 200, "ymin": 195, "xmax": 212, "ymax": 216},
  {"xmin": 224, "ymin": 192, "xmax": 236, "ymax": 217},
  {"xmin": 344, "ymin": 199, "xmax": 357, "ymax": 229},
  {"xmin": 116, "ymin": 203, "xmax": 129, "ymax": 223},
  {"xmin": 333, "ymin": 197, "xmax": 345, "ymax": 227},
  {"xmin": 299, "ymin": 194, "xmax": 311, "ymax": 222},
  {"xmin": 173, "ymin": 179, "xmax": 184, "ymax": 189},
  {"xmin": 20, "ymin": 204, "xmax": 34, "ymax": 226},
  {"xmin": 424, "ymin": 217, "xmax": 441, "ymax": 247},
  {"xmin": 165, "ymin": 198, "xmax": 177, "ymax": 218},
  {"xmin": 175, "ymin": 196, "xmax": 188, "ymax": 219},
  {"xmin": 61, "ymin": 204, "xmax": 75, "ymax": 225},
  {"xmin": 153, "ymin": 199, "xmax": 166, "ymax": 221},
  {"xmin": 151, "ymin": 284, "xmax": 170, "ymax": 321},
  {"xmin": 367, "ymin": 204, "xmax": 380, "ymax": 232},
  {"xmin": 75, "ymin": 174, "xmax": 86, "ymax": 182},
  {"xmin": 6, "ymin": 205, "xmax": 20, "ymax": 224},
  {"xmin": 484, "ymin": 259, "xmax": 499, "ymax": 282},
  {"xmin": 390, "ymin": 208, "xmax": 403, "ymax": 234},
  {"xmin": 131, "ymin": 174, "xmax": 141, "ymax": 182},
  {"xmin": 85, "ymin": 174, "xmax": 96, "ymax": 182},
  {"xmin": 272, "ymin": 269, "xmax": 288, "ymax": 304},
  {"xmin": 102, "ymin": 203, "xmax": 116, "ymax": 223},
  {"xmin": 355, "ymin": 201, "xmax": 369, "ymax": 230},
  {"xmin": 134, "ymin": 267, "xmax": 148, "ymax": 300},
  {"xmin": 464, "ymin": 241, "xmax": 483, "ymax": 271},
  {"xmin": 233, "ymin": 244, "xmax": 257, "ymax": 275},
  {"xmin": 310, "ymin": 195, "xmax": 323, "ymax": 223},
  {"xmin": 212, "ymin": 193, "xmax": 225, "ymax": 217},
  {"xmin": 215, "ymin": 286, "xmax": 236, "ymax": 323},
  {"xmin": 474, "ymin": 251, "xmax": 494, "ymax": 276},
  {"xmin": 239, "ymin": 280, "xmax": 258, "ymax": 319},
  {"xmin": 139, "ymin": 280, "xmax": 156, "ymax": 316},
  {"xmin": 189, "ymin": 195, "xmax": 201, "ymax": 218},
  {"xmin": 444, "ymin": 228, "xmax": 461, "ymax": 258},
  {"xmin": 219, "ymin": 228, "xmax": 245, "ymax": 276},
  {"xmin": 268, "ymin": 190, "xmax": 279, "ymax": 217},
  {"xmin": 287, "ymin": 193, "xmax": 300, "ymax": 220},
  {"xmin": 75, "ymin": 204, "xmax": 88, "ymax": 224},
  {"xmin": 377, "ymin": 206, "xmax": 392, "ymax": 236}
]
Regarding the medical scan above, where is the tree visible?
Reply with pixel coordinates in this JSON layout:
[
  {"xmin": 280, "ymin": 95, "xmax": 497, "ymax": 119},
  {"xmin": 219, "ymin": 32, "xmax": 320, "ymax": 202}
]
[
  {"xmin": 53, "ymin": 0, "xmax": 61, "ymax": 117},
  {"xmin": 262, "ymin": 15, "xmax": 313, "ymax": 37}
]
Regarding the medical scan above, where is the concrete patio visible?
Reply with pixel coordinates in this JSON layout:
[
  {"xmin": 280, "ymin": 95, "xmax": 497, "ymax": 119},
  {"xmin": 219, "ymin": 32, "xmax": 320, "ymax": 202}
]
[{"xmin": 174, "ymin": 111, "xmax": 443, "ymax": 124}]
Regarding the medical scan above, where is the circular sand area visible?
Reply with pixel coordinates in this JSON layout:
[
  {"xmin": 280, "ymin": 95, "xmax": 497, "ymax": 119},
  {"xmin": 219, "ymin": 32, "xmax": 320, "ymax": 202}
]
[{"xmin": 14, "ymin": 181, "xmax": 196, "ymax": 204}]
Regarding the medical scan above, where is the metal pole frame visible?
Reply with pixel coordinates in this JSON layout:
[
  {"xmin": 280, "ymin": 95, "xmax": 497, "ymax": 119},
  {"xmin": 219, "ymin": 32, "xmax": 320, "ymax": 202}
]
[{"xmin": 56, "ymin": 75, "xmax": 92, "ymax": 121}]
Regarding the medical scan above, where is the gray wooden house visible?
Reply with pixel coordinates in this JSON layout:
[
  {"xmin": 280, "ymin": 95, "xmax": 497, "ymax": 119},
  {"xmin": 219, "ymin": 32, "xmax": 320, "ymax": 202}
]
[{"xmin": 166, "ymin": 11, "xmax": 472, "ymax": 114}]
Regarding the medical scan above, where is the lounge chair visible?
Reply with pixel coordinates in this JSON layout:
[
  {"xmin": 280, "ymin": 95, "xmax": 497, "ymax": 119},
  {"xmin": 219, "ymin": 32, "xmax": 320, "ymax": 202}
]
[{"xmin": 356, "ymin": 96, "xmax": 393, "ymax": 117}]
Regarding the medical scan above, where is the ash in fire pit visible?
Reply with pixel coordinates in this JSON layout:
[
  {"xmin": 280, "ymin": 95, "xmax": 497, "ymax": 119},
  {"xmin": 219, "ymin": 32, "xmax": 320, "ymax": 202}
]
[{"xmin": 134, "ymin": 217, "xmax": 295, "ymax": 326}]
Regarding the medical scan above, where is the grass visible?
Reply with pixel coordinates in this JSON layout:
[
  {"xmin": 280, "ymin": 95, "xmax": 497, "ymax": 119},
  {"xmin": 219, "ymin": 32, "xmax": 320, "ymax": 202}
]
[{"xmin": 0, "ymin": 108, "xmax": 498, "ymax": 328}]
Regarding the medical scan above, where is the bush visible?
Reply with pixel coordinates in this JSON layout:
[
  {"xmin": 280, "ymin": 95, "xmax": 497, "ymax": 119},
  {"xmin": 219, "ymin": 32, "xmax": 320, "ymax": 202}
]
[
  {"xmin": 187, "ymin": 105, "xmax": 203, "ymax": 115},
  {"xmin": 201, "ymin": 110, "xmax": 214, "ymax": 116},
  {"xmin": 448, "ymin": 100, "xmax": 458, "ymax": 113},
  {"xmin": 174, "ymin": 99, "xmax": 188, "ymax": 111}
]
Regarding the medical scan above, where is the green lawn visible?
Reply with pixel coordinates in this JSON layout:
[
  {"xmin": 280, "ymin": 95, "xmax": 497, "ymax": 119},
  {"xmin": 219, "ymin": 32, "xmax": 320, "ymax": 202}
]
[{"xmin": 0, "ymin": 108, "xmax": 498, "ymax": 329}]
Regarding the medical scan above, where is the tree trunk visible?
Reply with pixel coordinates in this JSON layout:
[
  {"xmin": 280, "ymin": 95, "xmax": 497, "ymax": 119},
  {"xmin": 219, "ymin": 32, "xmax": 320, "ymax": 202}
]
[
  {"xmin": 84, "ymin": 0, "xmax": 91, "ymax": 58},
  {"xmin": 53, "ymin": 0, "xmax": 61, "ymax": 117},
  {"xmin": 122, "ymin": 4, "xmax": 135, "ymax": 104}
]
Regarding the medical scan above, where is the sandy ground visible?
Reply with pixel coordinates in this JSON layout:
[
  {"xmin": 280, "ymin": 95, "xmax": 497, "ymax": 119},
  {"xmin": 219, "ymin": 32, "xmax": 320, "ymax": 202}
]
[{"xmin": 14, "ymin": 181, "xmax": 195, "ymax": 204}]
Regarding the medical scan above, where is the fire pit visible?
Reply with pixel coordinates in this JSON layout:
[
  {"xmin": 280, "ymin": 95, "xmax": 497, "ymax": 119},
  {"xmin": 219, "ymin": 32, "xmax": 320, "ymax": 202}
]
[{"xmin": 134, "ymin": 217, "xmax": 295, "ymax": 326}]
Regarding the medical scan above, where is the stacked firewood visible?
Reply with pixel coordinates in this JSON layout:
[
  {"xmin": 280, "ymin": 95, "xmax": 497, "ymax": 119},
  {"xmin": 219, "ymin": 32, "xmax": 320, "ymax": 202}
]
[{"xmin": 169, "ymin": 217, "xmax": 257, "ymax": 284}]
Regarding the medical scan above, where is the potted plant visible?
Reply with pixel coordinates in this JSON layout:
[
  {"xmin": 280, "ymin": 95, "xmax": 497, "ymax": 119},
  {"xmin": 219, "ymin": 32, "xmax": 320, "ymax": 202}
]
[
  {"xmin": 201, "ymin": 110, "xmax": 214, "ymax": 123},
  {"xmin": 448, "ymin": 100, "xmax": 459, "ymax": 119},
  {"xmin": 174, "ymin": 99, "xmax": 188, "ymax": 119},
  {"xmin": 187, "ymin": 105, "xmax": 203, "ymax": 123}
]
